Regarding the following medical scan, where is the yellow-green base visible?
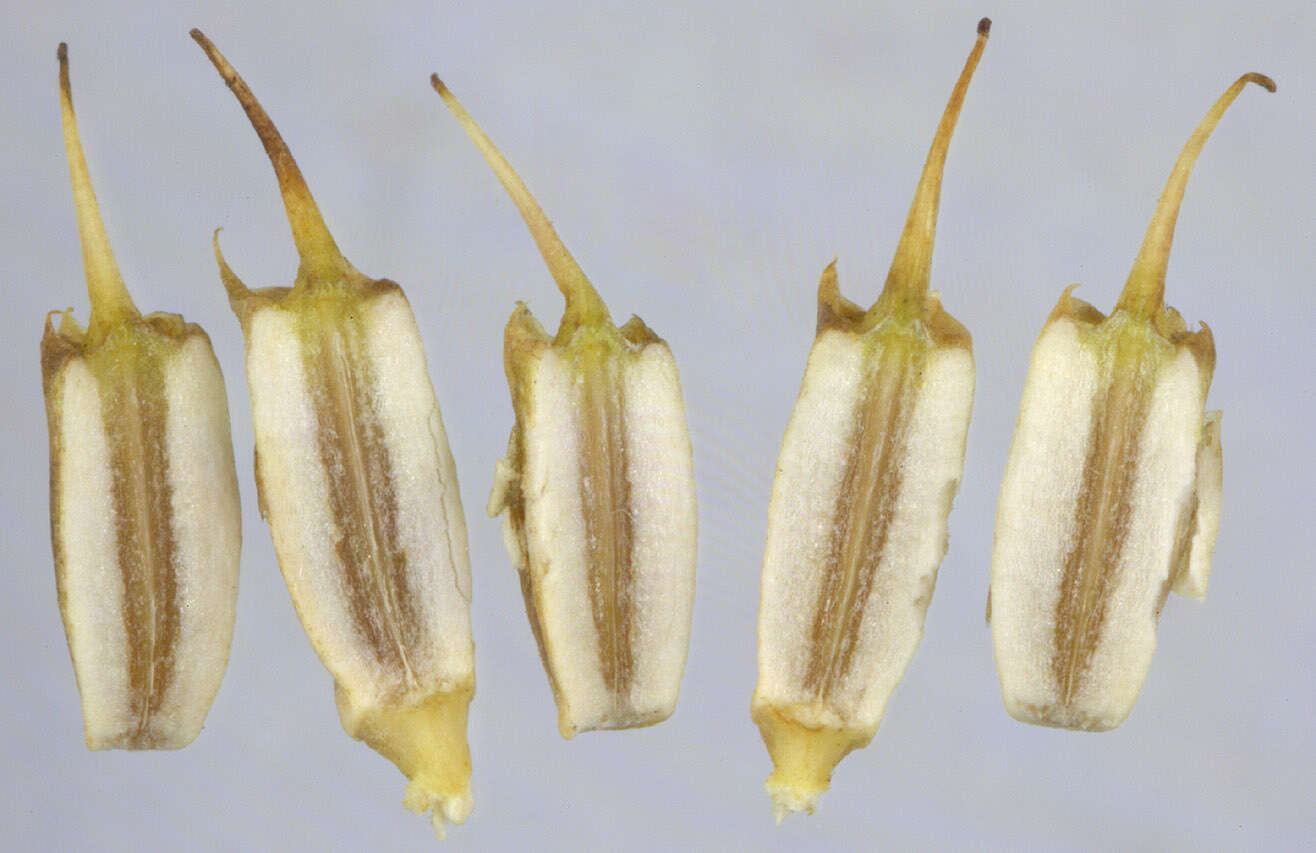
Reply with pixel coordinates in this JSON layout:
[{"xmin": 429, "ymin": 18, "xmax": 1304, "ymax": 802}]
[
  {"xmin": 336, "ymin": 679, "xmax": 475, "ymax": 839},
  {"xmin": 753, "ymin": 703, "xmax": 869, "ymax": 822}
]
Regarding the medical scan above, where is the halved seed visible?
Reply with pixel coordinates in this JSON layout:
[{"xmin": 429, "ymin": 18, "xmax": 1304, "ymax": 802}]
[
  {"xmin": 194, "ymin": 32, "xmax": 474, "ymax": 837},
  {"xmin": 43, "ymin": 44, "xmax": 241, "ymax": 751},
  {"xmin": 989, "ymin": 73, "xmax": 1273, "ymax": 732},
  {"xmin": 433, "ymin": 75, "xmax": 697, "ymax": 739},
  {"xmin": 752, "ymin": 19, "xmax": 988, "ymax": 820}
]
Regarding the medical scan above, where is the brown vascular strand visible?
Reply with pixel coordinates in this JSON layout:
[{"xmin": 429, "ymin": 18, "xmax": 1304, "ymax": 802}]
[
  {"xmin": 308, "ymin": 308, "xmax": 418, "ymax": 691},
  {"xmin": 1052, "ymin": 344, "xmax": 1151, "ymax": 706},
  {"xmin": 105, "ymin": 346, "xmax": 179, "ymax": 741},
  {"xmin": 579, "ymin": 347, "xmax": 635, "ymax": 707},
  {"xmin": 804, "ymin": 337, "xmax": 920, "ymax": 696}
]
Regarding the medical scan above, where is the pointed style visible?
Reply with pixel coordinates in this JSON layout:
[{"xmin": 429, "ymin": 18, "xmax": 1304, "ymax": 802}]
[
  {"xmin": 193, "ymin": 31, "xmax": 474, "ymax": 837},
  {"xmin": 989, "ymin": 73, "xmax": 1274, "ymax": 731},
  {"xmin": 42, "ymin": 44, "xmax": 241, "ymax": 750},
  {"xmin": 752, "ymin": 19, "xmax": 990, "ymax": 819},
  {"xmin": 432, "ymin": 76, "xmax": 697, "ymax": 738}
]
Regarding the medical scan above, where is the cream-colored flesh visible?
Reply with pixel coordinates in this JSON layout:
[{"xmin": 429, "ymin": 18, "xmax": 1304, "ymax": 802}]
[
  {"xmin": 53, "ymin": 339, "xmax": 240, "ymax": 750},
  {"xmin": 756, "ymin": 332, "xmax": 868, "ymax": 729},
  {"xmin": 353, "ymin": 292, "xmax": 474, "ymax": 695},
  {"xmin": 516, "ymin": 342, "xmax": 696, "ymax": 737},
  {"xmin": 755, "ymin": 330, "xmax": 974, "ymax": 733},
  {"xmin": 158, "ymin": 336, "xmax": 242, "ymax": 740},
  {"xmin": 616, "ymin": 346, "xmax": 697, "ymax": 722},
  {"xmin": 55, "ymin": 359, "xmax": 130, "ymax": 748},
  {"xmin": 244, "ymin": 291, "xmax": 473, "ymax": 713},
  {"xmin": 990, "ymin": 320, "xmax": 1100, "ymax": 721},
  {"xmin": 991, "ymin": 317, "xmax": 1208, "ymax": 730}
]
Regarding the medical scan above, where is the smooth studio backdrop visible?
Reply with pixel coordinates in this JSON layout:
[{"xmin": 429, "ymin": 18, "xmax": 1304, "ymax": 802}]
[{"xmin": 2, "ymin": 1, "xmax": 1312, "ymax": 849}]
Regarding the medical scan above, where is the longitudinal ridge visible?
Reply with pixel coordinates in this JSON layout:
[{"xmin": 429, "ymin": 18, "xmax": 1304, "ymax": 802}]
[
  {"xmin": 804, "ymin": 344, "xmax": 919, "ymax": 695},
  {"xmin": 580, "ymin": 354, "xmax": 636, "ymax": 706},
  {"xmin": 105, "ymin": 357, "xmax": 180, "ymax": 740},
  {"xmin": 310, "ymin": 320, "xmax": 419, "ymax": 689},
  {"xmin": 1052, "ymin": 364, "xmax": 1151, "ymax": 705}
]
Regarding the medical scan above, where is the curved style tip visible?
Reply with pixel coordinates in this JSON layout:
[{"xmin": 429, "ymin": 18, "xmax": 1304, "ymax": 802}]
[
  {"xmin": 1242, "ymin": 72, "xmax": 1276, "ymax": 93},
  {"xmin": 431, "ymin": 73, "xmax": 609, "ymax": 333},
  {"xmin": 58, "ymin": 41, "xmax": 138, "ymax": 340},
  {"xmin": 1118, "ymin": 71, "xmax": 1275, "ymax": 319},
  {"xmin": 873, "ymin": 20, "xmax": 990, "ymax": 320},
  {"xmin": 193, "ymin": 29, "xmax": 350, "ymax": 284}
]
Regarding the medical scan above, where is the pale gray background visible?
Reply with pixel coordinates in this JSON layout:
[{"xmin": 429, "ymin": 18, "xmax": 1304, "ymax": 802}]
[{"xmin": 3, "ymin": 0, "xmax": 1312, "ymax": 849}]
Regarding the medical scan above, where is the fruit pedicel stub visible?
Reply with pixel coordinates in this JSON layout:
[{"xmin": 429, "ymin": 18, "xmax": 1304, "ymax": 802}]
[
  {"xmin": 192, "ymin": 31, "xmax": 475, "ymax": 837},
  {"xmin": 989, "ymin": 73, "xmax": 1274, "ymax": 732},
  {"xmin": 752, "ymin": 19, "xmax": 988, "ymax": 820},
  {"xmin": 43, "ymin": 44, "xmax": 242, "ymax": 751}
]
